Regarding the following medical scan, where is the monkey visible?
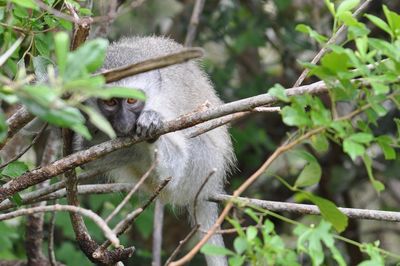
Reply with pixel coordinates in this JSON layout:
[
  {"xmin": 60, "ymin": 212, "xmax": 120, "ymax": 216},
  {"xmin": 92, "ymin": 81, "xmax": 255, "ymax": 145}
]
[{"xmin": 76, "ymin": 36, "xmax": 235, "ymax": 266}]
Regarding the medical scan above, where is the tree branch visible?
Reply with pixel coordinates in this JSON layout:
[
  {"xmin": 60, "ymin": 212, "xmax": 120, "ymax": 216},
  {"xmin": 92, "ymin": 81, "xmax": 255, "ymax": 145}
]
[
  {"xmin": 184, "ymin": 0, "xmax": 206, "ymax": 47},
  {"xmin": 211, "ymin": 194, "xmax": 400, "ymax": 222},
  {"xmin": 0, "ymin": 106, "xmax": 35, "ymax": 150},
  {"xmin": 293, "ymin": 0, "xmax": 372, "ymax": 87},
  {"xmin": 0, "ymin": 204, "xmax": 119, "ymax": 246},
  {"xmin": 99, "ymin": 48, "xmax": 204, "ymax": 83}
]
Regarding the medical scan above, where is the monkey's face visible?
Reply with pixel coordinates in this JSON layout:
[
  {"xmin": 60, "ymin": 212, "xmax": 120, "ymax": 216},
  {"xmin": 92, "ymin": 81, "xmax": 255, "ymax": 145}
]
[{"xmin": 97, "ymin": 98, "xmax": 145, "ymax": 137}]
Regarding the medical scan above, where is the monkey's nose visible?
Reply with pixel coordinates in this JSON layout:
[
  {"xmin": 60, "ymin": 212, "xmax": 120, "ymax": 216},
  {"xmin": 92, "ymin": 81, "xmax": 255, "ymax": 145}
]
[{"xmin": 114, "ymin": 122, "xmax": 135, "ymax": 137}]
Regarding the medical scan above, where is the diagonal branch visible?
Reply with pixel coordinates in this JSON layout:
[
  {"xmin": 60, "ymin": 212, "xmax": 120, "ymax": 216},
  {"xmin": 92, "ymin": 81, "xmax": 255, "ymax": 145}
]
[
  {"xmin": 99, "ymin": 48, "xmax": 204, "ymax": 83},
  {"xmin": 293, "ymin": 0, "xmax": 372, "ymax": 87}
]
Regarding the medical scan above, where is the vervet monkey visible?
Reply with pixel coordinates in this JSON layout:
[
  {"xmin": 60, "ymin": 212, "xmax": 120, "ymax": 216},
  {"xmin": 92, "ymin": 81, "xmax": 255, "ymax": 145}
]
[{"xmin": 76, "ymin": 36, "xmax": 235, "ymax": 266}]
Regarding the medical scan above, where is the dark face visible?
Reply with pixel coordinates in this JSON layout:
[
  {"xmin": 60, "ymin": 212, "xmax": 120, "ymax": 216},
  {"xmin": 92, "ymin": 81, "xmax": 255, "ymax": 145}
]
[{"xmin": 97, "ymin": 98, "xmax": 145, "ymax": 137}]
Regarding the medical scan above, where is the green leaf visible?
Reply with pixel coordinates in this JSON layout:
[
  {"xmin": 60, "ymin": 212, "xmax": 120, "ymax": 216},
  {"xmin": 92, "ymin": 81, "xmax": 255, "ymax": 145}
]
[
  {"xmin": 383, "ymin": 5, "xmax": 400, "ymax": 37},
  {"xmin": 246, "ymin": 226, "xmax": 258, "ymax": 241},
  {"xmin": 370, "ymin": 81, "xmax": 389, "ymax": 95},
  {"xmin": 80, "ymin": 106, "xmax": 115, "ymax": 139},
  {"xmin": 201, "ymin": 244, "xmax": 235, "ymax": 256},
  {"xmin": 376, "ymin": 136, "xmax": 396, "ymax": 160},
  {"xmin": 281, "ymin": 105, "xmax": 311, "ymax": 127},
  {"xmin": 336, "ymin": 0, "xmax": 360, "ymax": 17},
  {"xmin": 11, "ymin": 0, "xmax": 38, "ymax": 10},
  {"xmin": 228, "ymin": 256, "xmax": 245, "ymax": 266},
  {"xmin": 321, "ymin": 51, "xmax": 350, "ymax": 73},
  {"xmin": 295, "ymin": 24, "xmax": 328, "ymax": 44},
  {"xmin": 292, "ymin": 150, "xmax": 322, "ymax": 188},
  {"xmin": 65, "ymin": 39, "xmax": 109, "ymax": 80},
  {"xmin": 71, "ymin": 124, "xmax": 91, "ymax": 140},
  {"xmin": 55, "ymin": 32, "xmax": 70, "ymax": 77},
  {"xmin": 227, "ymin": 217, "xmax": 245, "ymax": 237},
  {"xmin": 295, "ymin": 162, "xmax": 322, "ymax": 188},
  {"xmin": 338, "ymin": 11, "xmax": 360, "ymax": 27},
  {"xmin": 343, "ymin": 139, "xmax": 365, "ymax": 160},
  {"xmin": 324, "ymin": 0, "xmax": 335, "ymax": 16},
  {"xmin": 348, "ymin": 133, "xmax": 373, "ymax": 144},
  {"xmin": 365, "ymin": 14, "xmax": 393, "ymax": 38},
  {"xmin": 1, "ymin": 161, "xmax": 29, "ymax": 178},
  {"xmin": 359, "ymin": 243, "xmax": 385, "ymax": 266},
  {"xmin": 233, "ymin": 237, "xmax": 248, "ymax": 255},
  {"xmin": 268, "ymin": 84, "xmax": 289, "ymax": 102},
  {"xmin": 355, "ymin": 36, "xmax": 368, "ymax": 59},
  {"xmin": 11, "ymin": 193, "xmax": 23, "ymax": 206},
  {"xmin": 302, "ymin": 193, "xmax": 348, "ymax": 232},
  {"xmin": 0, "ymin": 110, "xmax": 7, "ymax": 142},
  {"xmin": 310, "ymin": 134, "xmax": 329, "ymax": 153},
  {"xmin": 94, "ymin": 87, "xmax": 146, "ymax": 100},
  {"xmin": 362, "ymin": 155, "xmax": 385, "ymax": 192}
]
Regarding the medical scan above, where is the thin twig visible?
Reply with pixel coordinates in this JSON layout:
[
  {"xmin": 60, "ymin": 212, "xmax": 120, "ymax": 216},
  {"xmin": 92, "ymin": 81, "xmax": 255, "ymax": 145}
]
[
  {"xmin": 105, "ymin": 150, "xmax": 158, "ymax": 223},
  {"xmin": 94, "ymin": 177, "xmax": 172, "ymax": 257},
  {"xmin": 99, "ymin": 48, "xmax": 204, "ymax": 83},
  {"xmin": 184, "ymin": 0, "xmax": 206, "ymax": 47},
  {"xmin": 0, "ymin": 204, "xmax": 119, "ymax": 246},
  {"xmin": 293, "ymin": 0, "xmax": 372, "ymax": 87},
  {"xmin": 188, "ymin": 107, "xmax": 280, "ymax": 138},
  {"xmin": 164, "ymin": 225, "xmax": 200, "ymax": 266},
  {"xmin": 47, "ymin": 202, "xmax": 57, "ymax": 266},
  {"xmin": 35, "ymin": 0, "xmax": 80, "ymax": 24},
  {"xmin": 152, "ymin": 199, "xmax": 164, "ymax": 266},
  {"xmin": 0, "ymin": 123, "xmax": 48, "ymax": 170},
  {"xmin": 0, "ymin": 169, "xmax": 103, "ymax": 211},
  {"xmin": 0, "ymin": 36, "xmax": 24, "ymax": 67}
]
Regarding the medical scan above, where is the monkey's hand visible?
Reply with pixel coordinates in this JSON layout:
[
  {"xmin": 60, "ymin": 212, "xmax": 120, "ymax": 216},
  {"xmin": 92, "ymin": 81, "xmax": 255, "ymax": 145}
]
[{"xmin": 136, "ymin": 110, "xmax": 164, "ymax": 142}]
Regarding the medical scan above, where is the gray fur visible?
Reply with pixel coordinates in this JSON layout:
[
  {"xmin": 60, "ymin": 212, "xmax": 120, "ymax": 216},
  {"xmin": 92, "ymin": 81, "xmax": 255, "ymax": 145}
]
[{"xmin": 77, "ymin": 36, "xmax": 235, "ymax": 266}]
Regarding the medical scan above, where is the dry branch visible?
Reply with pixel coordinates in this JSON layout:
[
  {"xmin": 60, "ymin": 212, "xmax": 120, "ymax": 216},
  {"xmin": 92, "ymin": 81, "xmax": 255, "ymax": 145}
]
[
  {"xmin": 99, "ymin": 48, "xmax": 204, "ymax": 83},
  {"xmin": 184, "ymin": 0, "xmax": 206, "ymax": 47},
  {"xmin": 0, "ymin": 170, "xmax": 103, "ymax": 211},
  {"xmin": 211, "ymin": 194, "xmax": 400, "ymax": 222},
  {"xmin": 94, "ymin": 177, "xmax": 172, "ymax": 258},
  {"xmin": 0, "ymin": 106, "xmax": 35, "ymax": 150},
  {"xmin": 0, "ymin": 204, "xmax": 119, "ymax": 246}
]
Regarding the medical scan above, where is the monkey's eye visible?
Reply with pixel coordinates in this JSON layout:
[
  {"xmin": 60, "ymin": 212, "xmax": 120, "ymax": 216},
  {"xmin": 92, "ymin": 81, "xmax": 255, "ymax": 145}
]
[
  {"xmin": 126, "ymin": 98, "xmax": 137, "ymax": 104},
  {"xmin": 102, "ymin": 99, "xmax": 117, "ymax": 106}
]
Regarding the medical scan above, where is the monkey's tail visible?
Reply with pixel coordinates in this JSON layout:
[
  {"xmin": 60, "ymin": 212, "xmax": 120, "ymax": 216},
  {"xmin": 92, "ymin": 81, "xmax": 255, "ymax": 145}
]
[{"xmin": 191, "ymin": 200, "xmax": 228, "ymax": 266}]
